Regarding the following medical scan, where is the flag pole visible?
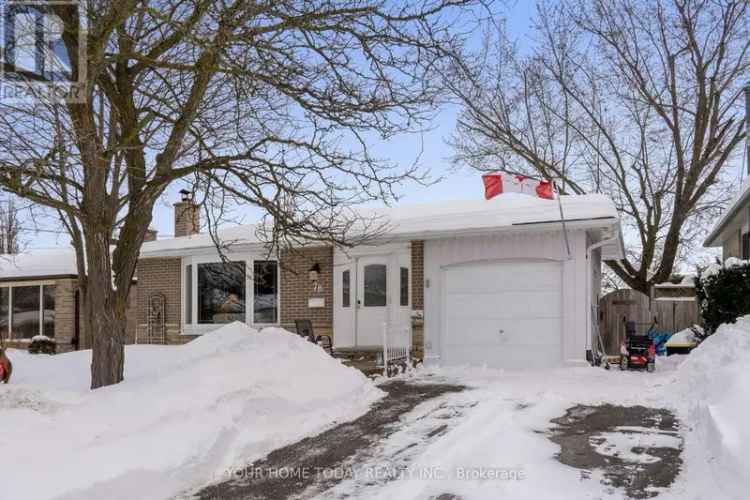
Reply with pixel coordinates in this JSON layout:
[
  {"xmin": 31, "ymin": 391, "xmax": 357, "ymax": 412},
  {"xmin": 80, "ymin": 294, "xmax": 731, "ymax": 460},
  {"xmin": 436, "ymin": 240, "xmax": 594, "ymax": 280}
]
[{"xmin": 555, "ymin": 179, "xmax": 572, "ymax": 259}]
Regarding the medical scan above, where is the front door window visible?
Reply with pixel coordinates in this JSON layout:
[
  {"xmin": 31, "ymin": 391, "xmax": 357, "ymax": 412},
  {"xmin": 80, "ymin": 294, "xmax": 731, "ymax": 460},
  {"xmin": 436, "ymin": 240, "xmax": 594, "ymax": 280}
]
[{"xmin": 363, "ymin": 264, "xmax": 387, "ymax": 306}]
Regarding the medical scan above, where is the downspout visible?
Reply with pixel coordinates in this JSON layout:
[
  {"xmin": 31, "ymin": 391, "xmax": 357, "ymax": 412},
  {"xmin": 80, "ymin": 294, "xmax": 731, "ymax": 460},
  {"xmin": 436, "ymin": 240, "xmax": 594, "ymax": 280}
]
[
  {"xmin": 744, "ymin": 80, "xmax": 750, "ymax": 177},
  {"xmin": 744, "ymin": 81, "xmax": 750, "ymax": 256},
  {"xmin": 585, "ymin": 233, "xmax": 620, "ymax": 354}
]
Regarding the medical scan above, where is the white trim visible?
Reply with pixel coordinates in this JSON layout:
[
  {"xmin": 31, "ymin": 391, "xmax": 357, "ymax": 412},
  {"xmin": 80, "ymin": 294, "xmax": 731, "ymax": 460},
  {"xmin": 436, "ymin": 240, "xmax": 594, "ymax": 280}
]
[
  {"xmin": 0, "ymin": 279, "xmax": 58, "ymax": 287},
  {"xmin": 143, "ymin": 242, "xmax": 267, "ymax": 259}
]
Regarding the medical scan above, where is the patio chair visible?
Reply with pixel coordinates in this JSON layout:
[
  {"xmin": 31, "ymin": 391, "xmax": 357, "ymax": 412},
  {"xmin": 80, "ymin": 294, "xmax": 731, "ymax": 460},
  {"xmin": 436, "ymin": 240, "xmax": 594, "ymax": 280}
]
[{"xmin": 294, "ymin": 319, "xmax": 333, "ymax": 355}]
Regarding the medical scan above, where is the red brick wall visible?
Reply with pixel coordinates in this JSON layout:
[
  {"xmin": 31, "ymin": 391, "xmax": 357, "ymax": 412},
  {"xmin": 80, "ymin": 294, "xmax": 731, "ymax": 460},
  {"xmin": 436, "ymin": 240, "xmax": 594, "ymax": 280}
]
[
  {"xmin": 411, "ymin": 240, "xmax": 424, "ymax": 310},
  {"xmin": 280, "ymin": 246, "xmax": 333, "ymax": 335}
]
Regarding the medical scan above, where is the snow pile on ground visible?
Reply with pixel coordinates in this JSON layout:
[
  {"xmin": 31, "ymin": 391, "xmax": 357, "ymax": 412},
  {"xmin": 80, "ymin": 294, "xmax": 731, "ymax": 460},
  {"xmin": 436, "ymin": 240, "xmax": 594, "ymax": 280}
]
[
  {"xmin": 664, "ymin": 327, "xmax": 700, "ymax": 347},
  {"xmin": 0, "ymin": 323, "xmax": 383, "ymax": 500},
  {"xmin": 672, "ymin": 316, "xmax": 750, "ymax": 499}
]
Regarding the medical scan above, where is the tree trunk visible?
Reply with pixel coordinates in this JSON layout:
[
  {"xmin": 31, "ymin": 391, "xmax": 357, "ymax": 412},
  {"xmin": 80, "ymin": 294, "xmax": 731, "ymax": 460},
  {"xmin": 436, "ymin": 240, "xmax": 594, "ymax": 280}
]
[
  {"xmin": 87, "ymin": 295, "xmax": 126, "ymax": 389},
  {"xmin": 85, "ymin": 231, "xmax": 126, "ymax": 389}
]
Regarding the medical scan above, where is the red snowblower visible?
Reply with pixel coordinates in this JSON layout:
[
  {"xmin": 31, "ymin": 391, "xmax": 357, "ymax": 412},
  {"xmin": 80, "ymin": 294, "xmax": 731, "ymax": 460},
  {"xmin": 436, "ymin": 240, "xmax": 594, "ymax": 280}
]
[{"xmin": 619, "ymin": 318, "xmax": 656, "ymax": 372}]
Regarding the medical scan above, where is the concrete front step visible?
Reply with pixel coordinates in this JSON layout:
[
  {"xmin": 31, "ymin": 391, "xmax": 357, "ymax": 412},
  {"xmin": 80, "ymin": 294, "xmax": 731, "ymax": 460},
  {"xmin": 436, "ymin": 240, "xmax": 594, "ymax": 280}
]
[
  {"xmin": 334, "ymin": 351, "xmax": 381, "ymax": 363},
  {"xmin": 342, "ymin": 359, "xmax": 384, "ymax": 378}
]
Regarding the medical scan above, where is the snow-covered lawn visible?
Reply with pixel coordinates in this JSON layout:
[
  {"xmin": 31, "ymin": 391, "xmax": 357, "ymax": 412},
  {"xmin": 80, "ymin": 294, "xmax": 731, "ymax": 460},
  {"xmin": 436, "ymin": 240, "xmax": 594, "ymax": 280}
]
[
  {"xmin": 0, "ymin": 323, "xmax": 383, "ymax": 500},
  {"xmin": 2, "ymin": 316, "xmax": 748, "ymax": 500}
]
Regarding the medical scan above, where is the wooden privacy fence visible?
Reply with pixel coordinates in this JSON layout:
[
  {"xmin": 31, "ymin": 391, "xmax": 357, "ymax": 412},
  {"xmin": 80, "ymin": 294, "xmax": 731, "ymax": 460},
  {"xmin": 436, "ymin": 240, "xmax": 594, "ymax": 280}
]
[{"xmin": 598, "ymin": 287, "xmax": 700, "ymax": 355}]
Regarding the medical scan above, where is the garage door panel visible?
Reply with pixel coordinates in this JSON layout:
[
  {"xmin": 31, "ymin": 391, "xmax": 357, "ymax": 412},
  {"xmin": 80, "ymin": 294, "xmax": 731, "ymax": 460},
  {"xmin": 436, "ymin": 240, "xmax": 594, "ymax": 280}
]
[
  {"xmin": 441, "ymin": 260, "xmax": 563, "ymax": 368},
  {"xmin": 444, "ymin": 318, "xmax": 562, "ymax": 346},
  {"xmin": 445, "ymin": 291, "xmax": 561, "ymax": 319},
  {"xmin": 442, "ymin": 344, "xmax": 561, "ymax": 369},
  {"xmin": 446, "ymin": 262, "xmax": 561, "ymax": 293}
]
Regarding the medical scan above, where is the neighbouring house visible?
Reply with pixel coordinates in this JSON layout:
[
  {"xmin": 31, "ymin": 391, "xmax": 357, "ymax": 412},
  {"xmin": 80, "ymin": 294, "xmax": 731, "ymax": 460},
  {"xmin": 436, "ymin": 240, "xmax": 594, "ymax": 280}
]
[
  {"xmin": 703, "ymin": 176, "xmax": 750, "ymax": 260},
  {"xmin": 0, "ymin": 248, "xmax": 81, "ymax": 352},
  {"xmin": 0, "ymin": 248, "xmax": 140, "ymax": 353},
  {"xmin": 2, "ymin": 192, "xmax": 623, "ymax": 369}
]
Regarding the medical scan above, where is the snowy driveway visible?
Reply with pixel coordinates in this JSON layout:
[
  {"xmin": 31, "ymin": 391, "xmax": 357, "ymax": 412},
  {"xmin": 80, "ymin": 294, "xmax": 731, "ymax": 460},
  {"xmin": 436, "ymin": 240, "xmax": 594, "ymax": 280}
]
[{"xmin": 189, "ymin": 363, "xmax": 690, "ymax": 500}]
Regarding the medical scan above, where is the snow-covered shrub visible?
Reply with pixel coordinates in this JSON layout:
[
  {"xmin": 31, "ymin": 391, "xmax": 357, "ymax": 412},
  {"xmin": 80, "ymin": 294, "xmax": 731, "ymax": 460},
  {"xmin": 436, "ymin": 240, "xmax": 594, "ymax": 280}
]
[
  {"xmin": 28, "ymin": 335, "xmax": 56, "ymax": 354},
  {"xmin": 695, "ymin": 258, "xmax": 750, "ymax": 334}
]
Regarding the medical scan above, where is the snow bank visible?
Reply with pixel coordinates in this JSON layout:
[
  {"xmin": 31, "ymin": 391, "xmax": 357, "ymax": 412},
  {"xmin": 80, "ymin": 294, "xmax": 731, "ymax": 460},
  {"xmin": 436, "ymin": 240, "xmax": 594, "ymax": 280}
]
[
  {"xmin": 672, "ymin": 316, "xmax": 750, "ymax": 499},
  {"xmin": 0, "ymin": 323, "xmax": 383, "ymax": 500},
  {"xmin": 664, "ymin": 327, "xmax": 699, "ymax": 347}
]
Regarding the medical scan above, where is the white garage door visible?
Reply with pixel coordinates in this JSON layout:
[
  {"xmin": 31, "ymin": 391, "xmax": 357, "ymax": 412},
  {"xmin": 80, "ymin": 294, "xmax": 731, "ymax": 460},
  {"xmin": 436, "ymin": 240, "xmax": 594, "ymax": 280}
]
[{"xmin": 442, "ymin": 260, "xmax": 562, "ymax": 369}]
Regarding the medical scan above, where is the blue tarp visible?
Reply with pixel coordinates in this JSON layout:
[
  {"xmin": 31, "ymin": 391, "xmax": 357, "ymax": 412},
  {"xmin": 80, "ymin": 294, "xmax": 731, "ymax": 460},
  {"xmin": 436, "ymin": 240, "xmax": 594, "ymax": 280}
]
[{"xmin": 649, "ymin": 331, "xmax": 672, "ymax": 356}]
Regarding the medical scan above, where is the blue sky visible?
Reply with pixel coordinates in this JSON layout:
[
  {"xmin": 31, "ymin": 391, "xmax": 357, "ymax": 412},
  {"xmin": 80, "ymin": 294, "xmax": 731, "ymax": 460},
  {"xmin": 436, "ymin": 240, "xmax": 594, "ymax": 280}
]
[{"xmin": 23, "ymin": 1, "xmax": 540, "ymax": 248}]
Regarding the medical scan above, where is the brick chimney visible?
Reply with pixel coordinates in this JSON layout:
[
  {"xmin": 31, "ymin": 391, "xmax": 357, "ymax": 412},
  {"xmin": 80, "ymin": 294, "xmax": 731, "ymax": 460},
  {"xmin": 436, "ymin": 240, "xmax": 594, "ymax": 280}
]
[
  {"xmin": 144, "ymin": 227, "xmax": 158, "ymax": 242},
  {"xmin": 174, "ymin": 189, "xmax": 199, "ymax": 237}
]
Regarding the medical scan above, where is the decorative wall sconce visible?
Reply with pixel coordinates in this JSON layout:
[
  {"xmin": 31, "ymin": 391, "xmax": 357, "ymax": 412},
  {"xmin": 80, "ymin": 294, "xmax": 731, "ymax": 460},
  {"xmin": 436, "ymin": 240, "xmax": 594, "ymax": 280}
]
[{"xmin": 309, "ymin": 263, "xmax": 322, "ymax": 293}]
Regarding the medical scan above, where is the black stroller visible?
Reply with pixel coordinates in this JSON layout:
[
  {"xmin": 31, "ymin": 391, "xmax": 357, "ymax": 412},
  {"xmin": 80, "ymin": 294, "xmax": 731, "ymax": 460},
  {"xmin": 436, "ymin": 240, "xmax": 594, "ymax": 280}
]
[{"xmin": 620, "ymin": 318, "xmax": 657, "ymax": 372}]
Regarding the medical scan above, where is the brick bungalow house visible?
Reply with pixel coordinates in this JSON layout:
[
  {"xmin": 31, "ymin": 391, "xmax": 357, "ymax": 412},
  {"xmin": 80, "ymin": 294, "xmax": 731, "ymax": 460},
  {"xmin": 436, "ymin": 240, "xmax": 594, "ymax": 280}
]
[{"xmin": 1, "ymin": 192, "xmax": 623, "ymax": 369}]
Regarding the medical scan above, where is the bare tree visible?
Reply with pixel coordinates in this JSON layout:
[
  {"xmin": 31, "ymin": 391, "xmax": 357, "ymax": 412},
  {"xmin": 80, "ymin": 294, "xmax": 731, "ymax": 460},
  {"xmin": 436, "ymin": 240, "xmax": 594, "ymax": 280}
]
[
  {"xmin": 448, "ymin": 0, "xmax": 750, "ymax": 294},
  {"xmin": 0, "ymin": 198, "xmax": 22, "ymax": 254},
  {"xmin": 0, "ymin": 0, "xmax": 479, "ymax": 388}
]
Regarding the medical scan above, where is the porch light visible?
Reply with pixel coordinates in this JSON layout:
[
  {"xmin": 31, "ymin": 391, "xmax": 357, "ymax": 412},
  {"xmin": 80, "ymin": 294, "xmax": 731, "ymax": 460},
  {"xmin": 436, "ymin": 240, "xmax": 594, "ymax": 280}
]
[
  {"xmin": 308, "ymin": 263, "xmax": 321, "ymax": 282},
  {"xmin": 309, "ymin": 263, "xmax": 322, "ymax": 293}
]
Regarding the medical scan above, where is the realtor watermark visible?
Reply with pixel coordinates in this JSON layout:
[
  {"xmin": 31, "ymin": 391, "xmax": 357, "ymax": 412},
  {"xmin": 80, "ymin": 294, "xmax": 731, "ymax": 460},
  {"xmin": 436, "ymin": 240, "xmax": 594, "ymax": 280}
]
[
  {"xmin": 1, "ymin": 0, "xmax": 87, "ymax": 103},
  {"xmin": 216, "ymin": 465, "xmax": 526, "ymax": 482}
]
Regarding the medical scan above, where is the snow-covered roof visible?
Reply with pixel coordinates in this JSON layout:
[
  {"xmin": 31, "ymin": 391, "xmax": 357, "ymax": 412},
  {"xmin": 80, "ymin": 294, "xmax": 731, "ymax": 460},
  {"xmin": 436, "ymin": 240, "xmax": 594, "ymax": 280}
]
[
  {"xmin": 141, "ymin": 193, "xmax": 621, "ymax": 257},
  {"xmin": 363, "ymin": 192, "xmax": 618, "ymax": 235},
  {"xmin": 704, "ymin": 176, "xmax": 750, "ymax": 247},
  {"xmin": 0, "ymin": 248, "xmax": 78, "ymax": 281},
  {"xmin": 140, "ymin": 224, "xmax": 259, "ymax": 256},
  {"xmin": 0, "ymin": 194, "xmax": 622, "ymax": 278}
]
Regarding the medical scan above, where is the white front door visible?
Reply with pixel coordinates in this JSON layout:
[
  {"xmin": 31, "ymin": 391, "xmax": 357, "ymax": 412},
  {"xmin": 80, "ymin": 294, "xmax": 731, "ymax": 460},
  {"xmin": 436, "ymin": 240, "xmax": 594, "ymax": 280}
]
[{"xmin": 356, "ymin": 256, "xmax": 390, "ymax": 346}]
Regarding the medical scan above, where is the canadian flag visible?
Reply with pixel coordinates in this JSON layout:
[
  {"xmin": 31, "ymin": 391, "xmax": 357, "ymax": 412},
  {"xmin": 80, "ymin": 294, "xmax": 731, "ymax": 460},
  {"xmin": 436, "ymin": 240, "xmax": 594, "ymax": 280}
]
[{"xmin": 482, "ymin": 173, "xmax": 555, "ymax": 200}]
